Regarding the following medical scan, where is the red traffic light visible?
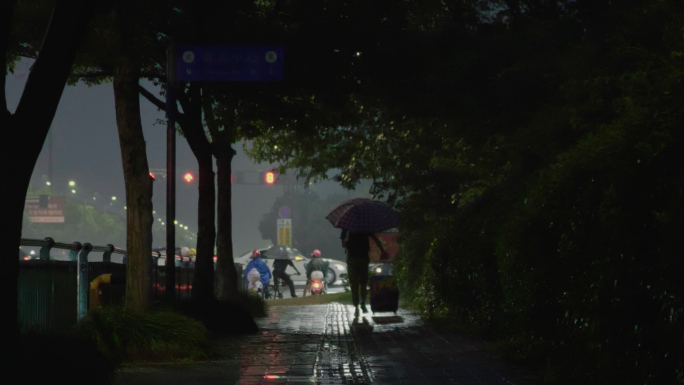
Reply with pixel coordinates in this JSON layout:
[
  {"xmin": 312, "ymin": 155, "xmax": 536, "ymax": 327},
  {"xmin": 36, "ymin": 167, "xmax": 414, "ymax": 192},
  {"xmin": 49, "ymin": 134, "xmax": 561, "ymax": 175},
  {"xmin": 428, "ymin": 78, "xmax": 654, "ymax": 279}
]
[
  {"xmin": 183, "ymin": 172, "xmax": 194, "ymax": 183},
  {"xmin": 264, "ymin": 171, "xmax": 276, "ymax": 184}
]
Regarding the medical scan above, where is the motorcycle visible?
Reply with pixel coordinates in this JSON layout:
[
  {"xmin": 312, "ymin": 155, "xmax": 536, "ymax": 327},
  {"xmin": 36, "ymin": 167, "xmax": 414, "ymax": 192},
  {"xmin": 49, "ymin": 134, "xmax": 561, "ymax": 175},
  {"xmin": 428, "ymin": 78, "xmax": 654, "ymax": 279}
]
[
  {"xmin": 307, "ymin": 270, "xmax": 327, "ymax": 295},
  {"xmin": 245, "ymin": 268, "xmax": 264, "ymax": 297}
]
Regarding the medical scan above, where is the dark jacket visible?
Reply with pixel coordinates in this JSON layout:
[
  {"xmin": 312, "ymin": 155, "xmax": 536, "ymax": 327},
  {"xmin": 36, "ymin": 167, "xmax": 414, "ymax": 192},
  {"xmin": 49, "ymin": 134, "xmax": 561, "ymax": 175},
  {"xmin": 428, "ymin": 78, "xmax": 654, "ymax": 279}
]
[{"xmin": 306, "ymin": 258, "xmax": 329, "ymax": 277}]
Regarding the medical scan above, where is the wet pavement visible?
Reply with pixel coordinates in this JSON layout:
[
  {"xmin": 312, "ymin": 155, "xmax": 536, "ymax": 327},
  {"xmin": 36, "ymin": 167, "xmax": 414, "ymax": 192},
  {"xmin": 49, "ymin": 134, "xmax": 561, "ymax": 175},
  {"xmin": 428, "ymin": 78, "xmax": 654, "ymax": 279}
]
[{"xmin": 115, "ymin": 303, "xmax": 538, "ymax": 385}]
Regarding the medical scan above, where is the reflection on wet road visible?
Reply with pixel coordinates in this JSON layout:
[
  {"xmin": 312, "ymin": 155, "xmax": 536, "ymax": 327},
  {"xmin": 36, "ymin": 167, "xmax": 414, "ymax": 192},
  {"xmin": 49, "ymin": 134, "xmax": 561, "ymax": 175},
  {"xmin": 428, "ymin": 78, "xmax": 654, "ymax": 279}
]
[{"xmin": 116, "ymin": 303, "xmax": 537, "ymax": 384}]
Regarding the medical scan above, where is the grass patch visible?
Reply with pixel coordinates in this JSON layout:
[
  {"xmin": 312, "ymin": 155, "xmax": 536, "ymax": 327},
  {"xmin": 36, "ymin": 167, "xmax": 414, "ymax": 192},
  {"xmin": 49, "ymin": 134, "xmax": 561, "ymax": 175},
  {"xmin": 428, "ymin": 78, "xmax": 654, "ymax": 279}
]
[
  {"xmin": 268, "ymin": 290, "xmax": 354, "ymax": 306},
  {"xmin": 77, "ymin": 306, "xmax": 217, "ymax": 364}
]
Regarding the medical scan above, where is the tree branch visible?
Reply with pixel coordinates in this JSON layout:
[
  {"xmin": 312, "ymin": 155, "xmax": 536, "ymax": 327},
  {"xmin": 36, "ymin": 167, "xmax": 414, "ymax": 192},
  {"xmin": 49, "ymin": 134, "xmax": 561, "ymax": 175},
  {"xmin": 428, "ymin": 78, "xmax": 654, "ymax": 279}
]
[
  {"xmin": 138, "ymin": 85, "xmax": 165, "ymax": 110},
  {"xmin": 138, "ymin": 84, "xmax": 189, "ymax": 127}
]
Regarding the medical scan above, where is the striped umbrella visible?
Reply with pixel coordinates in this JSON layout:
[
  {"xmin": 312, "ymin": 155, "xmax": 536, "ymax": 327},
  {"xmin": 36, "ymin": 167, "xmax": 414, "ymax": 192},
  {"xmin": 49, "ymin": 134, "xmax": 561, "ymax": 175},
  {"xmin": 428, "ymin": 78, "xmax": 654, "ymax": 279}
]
[{"xmin": 326, "ymin": 198, "xmax": 399, "ymax": 233}]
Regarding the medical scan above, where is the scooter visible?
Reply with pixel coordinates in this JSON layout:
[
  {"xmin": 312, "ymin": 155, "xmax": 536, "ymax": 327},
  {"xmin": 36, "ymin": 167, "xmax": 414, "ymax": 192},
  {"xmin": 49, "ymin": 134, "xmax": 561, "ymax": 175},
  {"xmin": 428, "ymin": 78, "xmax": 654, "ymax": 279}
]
[
  {"xmin": 308, "ymin": 270, "xmax": 327, "ymax": 295},
  {"xmin": 246, "ymin": 268, "xmax": 264, "ymax": 297}
]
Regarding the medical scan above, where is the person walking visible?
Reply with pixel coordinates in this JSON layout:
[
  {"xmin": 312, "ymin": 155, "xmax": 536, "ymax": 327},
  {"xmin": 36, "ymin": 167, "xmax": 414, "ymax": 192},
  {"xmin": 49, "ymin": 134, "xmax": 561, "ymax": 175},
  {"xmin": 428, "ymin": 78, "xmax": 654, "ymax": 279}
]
[
  {"xmin": 341, "ymin": 230, "xmax": 387, "ymax": 316},
  {"xmin": 272, "ymin": 257, "xmax": 301, "ymax": 298}
]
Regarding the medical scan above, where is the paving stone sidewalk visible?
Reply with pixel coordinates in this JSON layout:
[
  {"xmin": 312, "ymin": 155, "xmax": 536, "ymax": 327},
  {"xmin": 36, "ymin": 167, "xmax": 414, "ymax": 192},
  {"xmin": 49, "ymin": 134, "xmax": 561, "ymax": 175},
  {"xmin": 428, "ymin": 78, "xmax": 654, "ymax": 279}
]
[{"xmin": 115, "ymin": 303, "xmax": 539, "ymax": 385}]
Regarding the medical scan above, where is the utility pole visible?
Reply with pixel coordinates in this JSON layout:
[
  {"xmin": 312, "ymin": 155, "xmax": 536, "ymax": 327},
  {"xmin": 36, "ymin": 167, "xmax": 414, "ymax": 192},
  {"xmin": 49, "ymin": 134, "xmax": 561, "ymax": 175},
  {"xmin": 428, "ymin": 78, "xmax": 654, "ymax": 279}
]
[{"xmin": 165, "ymin": 43, "xmax": 176, "ymax": 301}]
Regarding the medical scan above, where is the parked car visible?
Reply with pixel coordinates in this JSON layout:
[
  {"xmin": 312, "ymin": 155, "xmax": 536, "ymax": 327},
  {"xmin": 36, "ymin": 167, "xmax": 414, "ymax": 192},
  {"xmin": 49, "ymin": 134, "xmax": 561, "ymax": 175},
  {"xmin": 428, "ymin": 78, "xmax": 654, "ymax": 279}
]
[{"xmin": 235, "ymin": 246, "xmax": 348, "ymax": 286}]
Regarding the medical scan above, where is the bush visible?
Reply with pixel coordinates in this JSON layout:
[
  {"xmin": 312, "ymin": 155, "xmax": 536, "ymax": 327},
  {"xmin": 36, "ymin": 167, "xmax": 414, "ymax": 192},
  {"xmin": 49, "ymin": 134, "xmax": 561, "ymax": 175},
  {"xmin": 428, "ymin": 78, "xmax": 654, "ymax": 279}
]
[{"xmin": 77, "ymin": 306, "xmax": 216, "ymax": 363}]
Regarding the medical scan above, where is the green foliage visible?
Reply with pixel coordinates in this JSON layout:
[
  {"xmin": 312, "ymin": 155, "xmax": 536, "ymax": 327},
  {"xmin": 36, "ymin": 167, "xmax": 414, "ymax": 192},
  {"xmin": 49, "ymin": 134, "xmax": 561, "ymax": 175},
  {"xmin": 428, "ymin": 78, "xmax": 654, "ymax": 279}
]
[
  {"xmin": 77, "ymin": 307, "xmax": 216, "ymax": 363},
  {"xmin": 248, "ymin": 1, "xmax": 684, "ymax": 384}
]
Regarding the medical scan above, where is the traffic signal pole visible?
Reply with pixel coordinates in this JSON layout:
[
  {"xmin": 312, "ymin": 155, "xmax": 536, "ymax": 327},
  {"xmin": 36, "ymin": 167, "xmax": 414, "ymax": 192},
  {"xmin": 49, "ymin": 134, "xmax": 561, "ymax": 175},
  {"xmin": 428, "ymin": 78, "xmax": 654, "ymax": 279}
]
[{"xmin": 165, "ymin": 44, "xmax": 176, "ymax": 301}]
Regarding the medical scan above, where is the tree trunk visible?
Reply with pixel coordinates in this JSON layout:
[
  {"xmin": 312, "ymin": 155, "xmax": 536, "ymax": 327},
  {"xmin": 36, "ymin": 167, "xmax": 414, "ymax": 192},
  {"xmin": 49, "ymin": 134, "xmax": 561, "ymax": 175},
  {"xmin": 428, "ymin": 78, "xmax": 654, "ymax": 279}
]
[
  {"xmin": 140, "ymin": 84, "xmax": 217, "ymax": 303},
  {"xmin": 194, "ymin": 151, "xmax": 216, "ymax": 301},
  {"xmin": 177, "ymin": 84, "xmax": 216, "ymax": 303},
  {"xmin": 113, "ymin": 3, "xmax": 153, "ymax": 312},
  {"xmin": 215, "ymin": 146, "xmax": 239, "ymax": 298},
  {"xmin": 1, "ymin": 0, "xmax": 93, "ymax": 353}
]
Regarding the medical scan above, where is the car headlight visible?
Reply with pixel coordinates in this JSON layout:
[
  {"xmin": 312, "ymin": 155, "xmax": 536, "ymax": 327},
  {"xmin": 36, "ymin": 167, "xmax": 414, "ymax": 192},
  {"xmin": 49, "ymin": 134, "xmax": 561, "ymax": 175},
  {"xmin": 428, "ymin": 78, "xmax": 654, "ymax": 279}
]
[{"xmin": 335, "ymin": 264, "xmax": 346, "ymax": 271}]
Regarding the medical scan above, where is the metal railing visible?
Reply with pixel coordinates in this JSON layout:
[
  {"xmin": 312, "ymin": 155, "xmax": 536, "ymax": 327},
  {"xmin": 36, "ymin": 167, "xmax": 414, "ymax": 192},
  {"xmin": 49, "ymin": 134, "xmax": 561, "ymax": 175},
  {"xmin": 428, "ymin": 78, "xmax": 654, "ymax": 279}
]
[{"xmin": 18, "ymin": 237, "xmax": 194, "ymax": 332}]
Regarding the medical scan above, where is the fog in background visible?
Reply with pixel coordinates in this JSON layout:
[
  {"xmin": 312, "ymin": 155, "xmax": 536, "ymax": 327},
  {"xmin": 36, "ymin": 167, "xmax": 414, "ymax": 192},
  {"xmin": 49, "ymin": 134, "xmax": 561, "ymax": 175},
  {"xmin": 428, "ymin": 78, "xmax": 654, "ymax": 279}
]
[{"xmin": 8, "ymin": 60, "xmax": 370, "ymax": 256}]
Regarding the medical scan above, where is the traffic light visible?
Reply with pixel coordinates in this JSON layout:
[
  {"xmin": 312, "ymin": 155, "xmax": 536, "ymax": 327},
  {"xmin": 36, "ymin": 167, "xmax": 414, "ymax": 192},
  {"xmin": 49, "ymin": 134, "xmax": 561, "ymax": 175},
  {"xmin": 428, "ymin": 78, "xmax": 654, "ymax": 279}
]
[
  {"xmin": 264, "ymin": 171, "xmax": 276, "ymax": 185},
  {"xmin": 183, "ymin": 172, "xmax": 194, "ymax": 183}
]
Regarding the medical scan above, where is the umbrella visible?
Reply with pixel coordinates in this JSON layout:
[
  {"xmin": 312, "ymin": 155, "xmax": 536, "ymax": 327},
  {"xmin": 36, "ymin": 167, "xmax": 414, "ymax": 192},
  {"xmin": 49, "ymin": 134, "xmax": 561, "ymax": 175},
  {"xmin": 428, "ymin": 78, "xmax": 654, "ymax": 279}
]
[
  {"xmin": 261, "ymin": 245, "xmax": 303, "ymax": 260},
  {"xmin": 326, "ymin": 198, "xmax": 399, "ymax": 233}
]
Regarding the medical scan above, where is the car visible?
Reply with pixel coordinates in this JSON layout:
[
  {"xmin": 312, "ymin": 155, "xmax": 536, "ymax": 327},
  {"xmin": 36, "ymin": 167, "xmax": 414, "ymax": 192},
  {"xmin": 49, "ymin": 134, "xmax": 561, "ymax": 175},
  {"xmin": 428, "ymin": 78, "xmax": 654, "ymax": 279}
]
[{"xmin": 235, "ymin": 246, "xmax": 348, "ymax": 286}]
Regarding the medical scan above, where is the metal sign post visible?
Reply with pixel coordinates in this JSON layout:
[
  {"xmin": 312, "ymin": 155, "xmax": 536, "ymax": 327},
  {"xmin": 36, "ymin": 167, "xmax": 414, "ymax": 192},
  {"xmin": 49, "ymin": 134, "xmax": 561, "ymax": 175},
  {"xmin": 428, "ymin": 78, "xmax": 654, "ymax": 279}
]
[
  {"xmin": 163, "ymin": 44, "xmax": 284, "ymax": 301},
  {"xmin": 165, "ymin": 44, "xmax": 176, "ymax": 300}
]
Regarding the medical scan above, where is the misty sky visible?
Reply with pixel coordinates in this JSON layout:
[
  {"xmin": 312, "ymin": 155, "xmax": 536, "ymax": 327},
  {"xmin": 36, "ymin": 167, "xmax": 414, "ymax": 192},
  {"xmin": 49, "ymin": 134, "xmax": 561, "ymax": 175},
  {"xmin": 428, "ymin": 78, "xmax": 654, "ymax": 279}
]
[{"xmin": 9, "ymin": 59, "xmax": 369, "ymax": 255}]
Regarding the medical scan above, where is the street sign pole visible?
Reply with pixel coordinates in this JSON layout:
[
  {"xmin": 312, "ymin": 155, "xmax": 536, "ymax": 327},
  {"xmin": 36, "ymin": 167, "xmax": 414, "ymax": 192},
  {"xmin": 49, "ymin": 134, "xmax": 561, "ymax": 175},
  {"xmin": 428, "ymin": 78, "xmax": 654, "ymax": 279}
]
[
  {"xmin": 164, "ymin": 45, "xmax": 283, "ymax": 301},
  {"xmin": 165, "ymin": 43, "xmax": 176, "ymax": 301}
]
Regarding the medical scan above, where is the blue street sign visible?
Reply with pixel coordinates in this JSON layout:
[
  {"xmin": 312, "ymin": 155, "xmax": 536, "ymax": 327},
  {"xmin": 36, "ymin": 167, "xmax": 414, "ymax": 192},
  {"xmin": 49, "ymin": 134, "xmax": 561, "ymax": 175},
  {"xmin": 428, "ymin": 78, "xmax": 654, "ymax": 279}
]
[{"xmin": 176, "ymin": 45, "xmax": 284, "ymax": 82}]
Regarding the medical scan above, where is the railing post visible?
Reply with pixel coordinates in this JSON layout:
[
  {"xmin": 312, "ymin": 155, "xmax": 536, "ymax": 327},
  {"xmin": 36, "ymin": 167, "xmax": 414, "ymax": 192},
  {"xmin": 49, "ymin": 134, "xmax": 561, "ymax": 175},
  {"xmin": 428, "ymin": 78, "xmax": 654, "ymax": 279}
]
[
  {"xmin": 77, "ymin": 243, "xmax": 92, "ymax": 320},
  {"xmin": 68, "ymin": 242, "xmax": 82, "ymax": 261},
  {"xmin": 103, "ymin": 244, "xmax": 114, "ymax": 264},
  {"xmin": 40, "ymin": 237, "xmax": 55, "ymax": 261}
]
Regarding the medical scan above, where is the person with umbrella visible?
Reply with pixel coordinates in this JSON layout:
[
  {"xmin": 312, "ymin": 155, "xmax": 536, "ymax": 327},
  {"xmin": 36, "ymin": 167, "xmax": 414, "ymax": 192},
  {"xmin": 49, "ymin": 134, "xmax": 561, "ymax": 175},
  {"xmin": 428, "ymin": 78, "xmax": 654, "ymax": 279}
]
[
  {"xmin": 271, "ymin": 249, "xmax": 301, "ymax": 298},
  {"xmin": 342, "ymin": 230, "xmax": 388, "ymax": 315},
  {"xmin": 326, "ymin": 198, "xmax": 398, "ymax": 317}
]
